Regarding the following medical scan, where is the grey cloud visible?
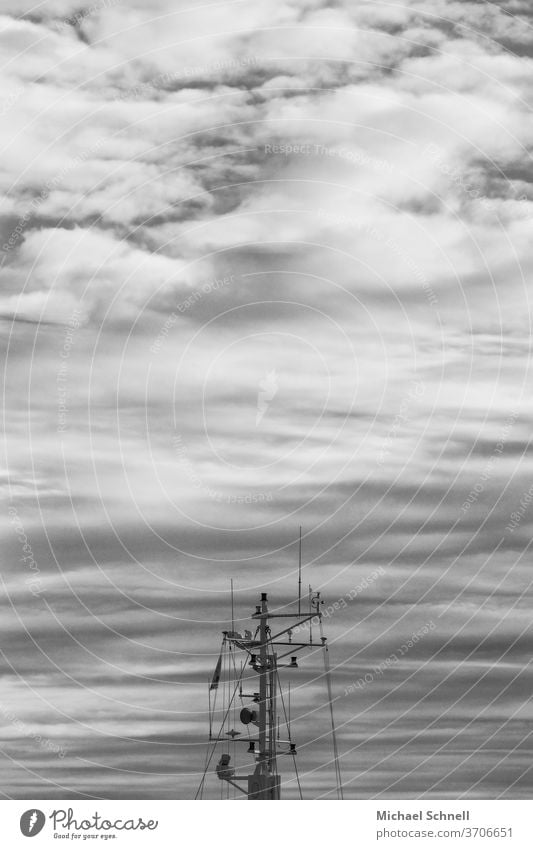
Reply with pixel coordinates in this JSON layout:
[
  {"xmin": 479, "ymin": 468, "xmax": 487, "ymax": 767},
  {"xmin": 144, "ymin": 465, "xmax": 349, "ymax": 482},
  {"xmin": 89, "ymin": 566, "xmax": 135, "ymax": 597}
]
[{"xmin": 1, "ymin": 0, "xmax": 533, "ymax": 800}]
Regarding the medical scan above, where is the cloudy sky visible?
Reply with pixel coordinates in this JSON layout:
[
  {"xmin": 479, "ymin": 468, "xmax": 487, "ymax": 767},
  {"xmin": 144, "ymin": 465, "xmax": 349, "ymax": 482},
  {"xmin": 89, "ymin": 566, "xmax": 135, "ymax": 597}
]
[{"xmin": 1, "ymin": 0, "xmax": 533, "ymax": 800}]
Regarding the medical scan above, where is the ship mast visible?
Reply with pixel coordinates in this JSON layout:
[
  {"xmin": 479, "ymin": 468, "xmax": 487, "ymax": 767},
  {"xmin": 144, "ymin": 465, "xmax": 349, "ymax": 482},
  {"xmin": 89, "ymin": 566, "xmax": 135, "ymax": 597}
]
[
  {"xmin": 211, "ymin": 589, "xmax": 325, "ymax": 800},
  {"xmin": 256, "ymin": 591, "xmax": 277, "ymax": 797}
]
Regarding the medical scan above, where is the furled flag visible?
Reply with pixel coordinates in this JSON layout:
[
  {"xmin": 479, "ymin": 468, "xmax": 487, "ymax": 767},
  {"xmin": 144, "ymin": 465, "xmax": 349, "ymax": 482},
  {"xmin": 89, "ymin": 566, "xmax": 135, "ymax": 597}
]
[{"xmin": 210, "ymin": 651, "xmax": 222, "ymax": 691}]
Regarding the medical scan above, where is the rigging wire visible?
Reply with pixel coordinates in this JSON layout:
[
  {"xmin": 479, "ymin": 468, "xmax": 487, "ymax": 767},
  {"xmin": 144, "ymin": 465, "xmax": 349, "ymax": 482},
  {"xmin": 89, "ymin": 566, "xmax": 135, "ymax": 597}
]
[
  {"xmin": 225, "ymin": 646, "xmax": 230, "ymax": 799},
  {"xmin": 208, "ymin": 678, "xmax": 212, "ymax": 741},
  {"xmin": 275, "ymin": 662, "xmax": 303, "ymax": 800},
  {"xmin": 267, "ymin": 626, "xmax": 302, "ymax": 801},
  {"xmin": 319, "ymin": 619, "xmax": 344, "ymax": 800},
  {"xmin": 197, "ymin": 742, "xmax": 211, "ymax": 800},
  {"xmin": 194, "ymin": 645, "xmax": 246, "ymax": 799}
]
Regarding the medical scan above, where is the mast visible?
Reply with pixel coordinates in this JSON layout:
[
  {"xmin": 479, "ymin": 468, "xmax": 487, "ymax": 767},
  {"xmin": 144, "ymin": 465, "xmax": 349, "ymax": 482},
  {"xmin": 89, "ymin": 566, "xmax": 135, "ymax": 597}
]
[
  {"xmin": 258, "ymin": 593, "xmax": 271, "ymax": 792},
  {"xmin": 211, "ymin": 589, "xmax": 325, "ymax": 800}
]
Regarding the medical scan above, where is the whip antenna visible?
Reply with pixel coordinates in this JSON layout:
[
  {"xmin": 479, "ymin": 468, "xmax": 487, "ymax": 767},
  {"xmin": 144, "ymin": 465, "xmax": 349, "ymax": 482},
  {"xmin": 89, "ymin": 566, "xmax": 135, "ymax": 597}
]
[{"xmin": 298, "ymin": 526, "xmax": 302, "ymax": 615}]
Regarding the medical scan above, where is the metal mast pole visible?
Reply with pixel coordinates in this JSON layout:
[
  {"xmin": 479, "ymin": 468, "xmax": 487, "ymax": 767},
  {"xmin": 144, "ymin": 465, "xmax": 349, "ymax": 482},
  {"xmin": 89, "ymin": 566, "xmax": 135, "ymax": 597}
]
[
  {"xmin": 258, "ymin": 592, "xmax": 268, "ymax": 777},
  {"xmin": 246, "ymin": 591, "xmax": 280, "ymax": 799}
]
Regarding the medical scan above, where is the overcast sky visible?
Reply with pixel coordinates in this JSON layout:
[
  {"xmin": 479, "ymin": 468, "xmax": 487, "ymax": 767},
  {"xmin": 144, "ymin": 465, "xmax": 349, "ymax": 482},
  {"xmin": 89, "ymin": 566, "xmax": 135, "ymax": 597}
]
[{"xmin": 1, "ymin": 0, "xmax": 533, "ymax": 800}]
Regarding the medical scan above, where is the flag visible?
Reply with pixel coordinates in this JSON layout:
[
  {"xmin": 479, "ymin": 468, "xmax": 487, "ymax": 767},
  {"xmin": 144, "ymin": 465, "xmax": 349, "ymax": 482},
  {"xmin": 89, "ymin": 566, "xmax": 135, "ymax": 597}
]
[{"xmin": 210, "ymin": 652, "xmax": 222, "ymax": 691}]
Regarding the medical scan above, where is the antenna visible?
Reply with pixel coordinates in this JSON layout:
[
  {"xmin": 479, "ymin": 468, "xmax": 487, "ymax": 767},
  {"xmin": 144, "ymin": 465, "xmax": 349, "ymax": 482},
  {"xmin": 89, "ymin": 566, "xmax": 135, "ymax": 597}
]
[
  {"xmin": 230, "ymin": 579, "xmax": 235, "ymax": 632},
  {"xmin": 298, "ymin": 526, "xmax": 302, "ymax": 615},
  {"xmin": 208, "ymin": 678, "xmax": 213, "ymax": 739},
  {"xmin": 288, "ymin": 682, "xmax": 291, "ymax": 738},
  {"xmin": 309, "ymin": 584, "xmax": 312, "ymax": 643}
]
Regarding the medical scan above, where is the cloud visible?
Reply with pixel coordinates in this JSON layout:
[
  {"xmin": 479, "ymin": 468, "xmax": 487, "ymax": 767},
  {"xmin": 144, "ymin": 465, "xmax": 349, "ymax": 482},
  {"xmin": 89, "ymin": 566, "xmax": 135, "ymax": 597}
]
[
  {"xmin": 2, "ymin": 0, "xmax": 533, "ymax": 800},
  {"xmin": 0, "ymin": 226, "xmax": 215, "ymax": 322}
]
